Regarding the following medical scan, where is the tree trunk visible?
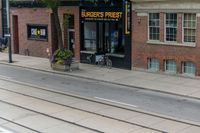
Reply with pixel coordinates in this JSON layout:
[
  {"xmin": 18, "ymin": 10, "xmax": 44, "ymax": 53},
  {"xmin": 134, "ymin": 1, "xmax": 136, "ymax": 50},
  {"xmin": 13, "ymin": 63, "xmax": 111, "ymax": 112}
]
[{"xmin": 52, "ymin": 7, "xmax": 63, "ymax": 49}]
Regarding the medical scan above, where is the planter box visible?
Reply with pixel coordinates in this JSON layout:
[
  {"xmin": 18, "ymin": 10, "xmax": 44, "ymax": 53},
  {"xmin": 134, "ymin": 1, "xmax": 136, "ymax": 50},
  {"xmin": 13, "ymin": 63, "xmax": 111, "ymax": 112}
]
[{"xmin": 51, "ymin": 60, "xmax": 79, "ymax": 71}]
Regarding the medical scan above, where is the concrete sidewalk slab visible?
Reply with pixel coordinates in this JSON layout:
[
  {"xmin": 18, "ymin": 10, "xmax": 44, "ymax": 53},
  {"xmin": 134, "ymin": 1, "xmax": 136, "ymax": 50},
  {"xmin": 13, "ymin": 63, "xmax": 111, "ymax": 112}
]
[{"xmin": 0, "ymin": 53, "xmax": 200, "ymax": 100}]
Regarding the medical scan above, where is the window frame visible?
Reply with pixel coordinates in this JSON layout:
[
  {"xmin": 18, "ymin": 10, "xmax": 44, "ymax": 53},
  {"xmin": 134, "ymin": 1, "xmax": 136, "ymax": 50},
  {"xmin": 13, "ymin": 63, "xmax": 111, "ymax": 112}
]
[
  {"xmin": 148, "ymin": 13, "xmax": 160, "ymax": 41},
  {"xmin": 165, "ymin": 59, "xmax": 177, "ymax": 73},
  {"xmin": 182, "ymin": 61, "xmax": 196, "ymax": 76},
  {"xmin": 165, "ymin": 13, "xmax": 177, "ymax": 42},
  {"xmin": 148, "ymin": 58, "xmax": 160, "ymax": 72},
  {"xmin": 83, "ymin": 22, "xmax": 97, "ymax": 52},
  {"xmin": 27, "ymin": 24, "xmax": 48, "ymax": 41},
  {"xmin": 182, "ymin": 13, "xmax": 197, "ymax": 44}
]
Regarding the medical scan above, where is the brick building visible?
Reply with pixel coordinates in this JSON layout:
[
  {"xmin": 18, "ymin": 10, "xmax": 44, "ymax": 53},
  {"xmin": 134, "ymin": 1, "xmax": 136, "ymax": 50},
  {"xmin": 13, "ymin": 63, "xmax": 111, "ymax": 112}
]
[
  {"xmin": 132, "ymin": 0, "xmax": 200, "ymax": 76},
  {"xmin": 9, "ymin": 0, "xmax": 132, "ymax": 69},
  {"xmin": 5, "ymin": 0, "xmax": 200, "ymax": 76},
  {"xmin": 10, "ymin": 1, "xmax": 80, "ymax": 59}
]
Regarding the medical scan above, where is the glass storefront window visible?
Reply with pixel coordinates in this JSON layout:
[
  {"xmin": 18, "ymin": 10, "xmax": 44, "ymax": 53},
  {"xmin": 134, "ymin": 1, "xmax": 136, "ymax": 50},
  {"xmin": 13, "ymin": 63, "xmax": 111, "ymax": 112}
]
[
  {"xmin": 110, "ymin": 23, "xmax": 123, "ymax": 54},
  {"xmin": 84, "ymin": 22, "xmax": 96, "ymax": 51},
  {"xmin": 83, "ymin": 22, "xmax": 124, "ymax": 55}
]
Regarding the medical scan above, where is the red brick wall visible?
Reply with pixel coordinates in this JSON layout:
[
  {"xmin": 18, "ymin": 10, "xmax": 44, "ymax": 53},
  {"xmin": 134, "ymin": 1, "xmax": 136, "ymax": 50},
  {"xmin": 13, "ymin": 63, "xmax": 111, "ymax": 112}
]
[
  {"xmin": 132, "ymin": 12, "xmax": 148, "ymax": 69},
  {"xmin": 177, "ymin": 14, "xmax": 183, "ymax": 43},
  {"xmin": 10, "ymin": 6, "xmax": 80, "ymax": 60},
  {"xmin": 132, "ymin": 11, "xmax": 200, "ymax": 76},
  {"xmin": 10, "ymin": 8, "xmax": 52, "ymax": 58},
  {"xmin": 58, "ymin": 7, "xmax": 80, "ymax": 60},
  {"xmin": 159, "ymin": 13, "xmax": 164, "ymax": 42}
]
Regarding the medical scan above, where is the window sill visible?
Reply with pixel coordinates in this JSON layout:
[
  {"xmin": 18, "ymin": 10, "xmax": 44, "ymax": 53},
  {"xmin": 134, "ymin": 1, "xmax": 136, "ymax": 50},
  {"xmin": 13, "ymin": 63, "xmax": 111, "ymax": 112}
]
[
  {"xmin": 28, "ymin": 38, "xmax": 48, "ymax": 42},
  {"xmin": 147, "ymin": 69, "xmax": 159, "ymax": 72},
  {"xmin": 80, "ymin": 51, "xmax": 96, "ymax": 54},
  {"xmin": 164, "ymin": 71, "xmax": 177, "ymax": 75},
  {"xmin": 147, "ymin": 41, "xmax": 196, "ymax": 47},
  {"xmin": 182, "ymin": 73, "xmax": 195, "ymax": 77},
  {"xmin": 106, "ymin": 53, "xmax": 125, "ymax": 58}
]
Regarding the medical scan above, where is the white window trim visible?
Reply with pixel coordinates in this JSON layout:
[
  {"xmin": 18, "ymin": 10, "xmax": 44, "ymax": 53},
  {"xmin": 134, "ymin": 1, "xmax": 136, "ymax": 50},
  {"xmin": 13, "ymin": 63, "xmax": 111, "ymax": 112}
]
[
  {"xmin": 182, "ymin": 13, "xmax": 197, "ymax": 45},
  {"xmin": 147, "ymin": 40, "xmax": 196, "ymax": 47},
  {"xmin": 164, "ymin": 13, "xmax": 178, "ymax": 43},
  {"xmin": 148, "ymin": 13, "xmax": 160, "ymax": 41}
]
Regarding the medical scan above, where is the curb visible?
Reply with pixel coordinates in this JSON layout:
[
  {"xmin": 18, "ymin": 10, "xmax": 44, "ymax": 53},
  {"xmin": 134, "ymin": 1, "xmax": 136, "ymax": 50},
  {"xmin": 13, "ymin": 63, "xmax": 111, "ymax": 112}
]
[{"xmin": 1, "ymin": 62, "xmax": 200, "ymax": 102}]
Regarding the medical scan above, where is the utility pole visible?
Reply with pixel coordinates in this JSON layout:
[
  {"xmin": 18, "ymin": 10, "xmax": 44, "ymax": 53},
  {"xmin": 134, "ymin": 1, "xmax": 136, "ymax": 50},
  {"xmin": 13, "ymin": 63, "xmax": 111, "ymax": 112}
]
[
  {"xmin": 6, "ymin": 0, "xmax": 12, "ymax": 63},
  {"xmin": 2, "ymin": 0, "xmax": 12, "ymax": 63}
]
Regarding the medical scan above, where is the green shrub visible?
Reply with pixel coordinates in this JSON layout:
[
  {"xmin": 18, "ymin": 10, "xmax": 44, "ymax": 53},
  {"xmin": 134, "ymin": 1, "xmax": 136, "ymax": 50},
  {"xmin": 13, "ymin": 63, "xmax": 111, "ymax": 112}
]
[{"xmin": 52, "ymin": 49, "xmax": 73, "ymax": 65}]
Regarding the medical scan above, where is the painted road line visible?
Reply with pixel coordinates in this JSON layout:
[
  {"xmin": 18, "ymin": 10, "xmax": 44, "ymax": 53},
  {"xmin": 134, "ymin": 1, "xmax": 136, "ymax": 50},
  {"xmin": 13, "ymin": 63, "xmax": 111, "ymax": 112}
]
[{"xmin": 95, "ymin": 97, "xmax": 138, "ymax": 108}]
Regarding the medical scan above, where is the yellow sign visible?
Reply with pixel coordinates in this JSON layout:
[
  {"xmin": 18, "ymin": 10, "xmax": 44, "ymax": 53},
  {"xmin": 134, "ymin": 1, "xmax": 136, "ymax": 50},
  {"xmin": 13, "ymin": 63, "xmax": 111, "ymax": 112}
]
[
  {"xmin": 81, "ymin": 11, "xmax": 122, "ymax": 20},
  {"xmin": 125, "ymin": 2, "xmax": 131, "ymax": 34}
]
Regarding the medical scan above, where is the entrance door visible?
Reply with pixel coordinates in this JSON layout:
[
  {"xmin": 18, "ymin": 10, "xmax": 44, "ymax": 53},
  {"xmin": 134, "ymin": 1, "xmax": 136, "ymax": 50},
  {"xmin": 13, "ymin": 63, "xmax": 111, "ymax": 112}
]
[
  {"xmin": 97, "ymin": 22, "xmax": 110, "ymax": 53},
  {"xmin": 68, "ymin": 29, "xmax": 75, "ymax": 56},
  {"xmin": 13, "ymin": 15, "xmax": 19, "ymax": 54}
]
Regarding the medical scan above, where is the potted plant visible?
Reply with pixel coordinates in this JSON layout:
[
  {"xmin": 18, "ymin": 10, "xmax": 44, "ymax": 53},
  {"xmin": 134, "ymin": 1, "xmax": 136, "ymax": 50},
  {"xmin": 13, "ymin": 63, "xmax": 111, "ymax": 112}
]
[{"xmin": 51, "ymin": 48, "xmax": 73, "ymax": 71}]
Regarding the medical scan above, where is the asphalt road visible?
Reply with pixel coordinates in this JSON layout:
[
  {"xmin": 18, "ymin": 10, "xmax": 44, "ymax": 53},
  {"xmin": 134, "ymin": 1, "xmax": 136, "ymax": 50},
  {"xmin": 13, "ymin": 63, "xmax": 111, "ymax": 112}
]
[{"xmin": 0, "ymin": 64, "xmax": 200, "ymax": 123}]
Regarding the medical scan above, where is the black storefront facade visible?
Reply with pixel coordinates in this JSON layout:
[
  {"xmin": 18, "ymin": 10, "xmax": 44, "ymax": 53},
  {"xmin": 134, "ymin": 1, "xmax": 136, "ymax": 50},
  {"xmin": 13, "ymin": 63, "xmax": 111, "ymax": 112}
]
[{"xmin": 80, "ymin": 0, "xmax": 132, "ymax": 69}]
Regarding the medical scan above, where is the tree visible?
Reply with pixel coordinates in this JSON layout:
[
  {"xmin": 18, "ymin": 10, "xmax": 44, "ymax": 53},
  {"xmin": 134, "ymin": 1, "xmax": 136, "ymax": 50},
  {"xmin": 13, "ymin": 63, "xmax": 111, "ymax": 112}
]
[{"xmin": 40, "ymin": 0, "xmax": 63, "ymax": 49}]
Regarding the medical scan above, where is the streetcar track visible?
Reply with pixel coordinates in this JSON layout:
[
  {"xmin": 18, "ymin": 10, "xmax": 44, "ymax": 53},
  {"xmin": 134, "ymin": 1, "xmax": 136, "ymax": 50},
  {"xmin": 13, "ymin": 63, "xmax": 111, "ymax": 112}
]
[
  {"xmin": 0, "ymin": 99, "xmax": 103, "ymax": 133},
  {"xmin": 0, "ymin": 87, "xmax": 165, "ymax": 133},
  {"xmin": 0, "ymin": 77, "xmax": 199, "ymax": 128},
  {"xmin": 0, "ymin": 78, "xmax": 198, "ymax": 132},
  {"xmin": 0, "ymin": 117, "xmax": 41, "ymax": 133}
]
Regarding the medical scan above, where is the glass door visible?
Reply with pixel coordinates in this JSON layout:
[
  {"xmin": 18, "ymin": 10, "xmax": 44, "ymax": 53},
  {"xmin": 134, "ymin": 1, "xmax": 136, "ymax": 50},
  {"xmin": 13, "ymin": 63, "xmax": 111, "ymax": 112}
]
[
  {"xmin": 83, "ymin": 22, "xmax": 97, "ymax": 52},
  {"xmin": 68, "ymin": 29, "xmax": 75, "ymax": 57},
  {"xmin": 97, "ymin": 22, "xmax": 110, "ymax": 53}
]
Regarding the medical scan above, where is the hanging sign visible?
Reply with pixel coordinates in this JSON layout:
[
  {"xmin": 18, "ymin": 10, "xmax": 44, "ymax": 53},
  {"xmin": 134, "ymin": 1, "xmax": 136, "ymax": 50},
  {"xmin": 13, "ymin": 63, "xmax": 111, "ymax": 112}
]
[
  {"xmin": 125, "ymin": 1, "xmax": 131, "ymax": 34},
  {"xmin": 81, "ymin": 8, "xmax": 123, "ymax": 21},
  {"xmin": 27, "ymin": 25, "xmax": 48, "ymax": 41}
]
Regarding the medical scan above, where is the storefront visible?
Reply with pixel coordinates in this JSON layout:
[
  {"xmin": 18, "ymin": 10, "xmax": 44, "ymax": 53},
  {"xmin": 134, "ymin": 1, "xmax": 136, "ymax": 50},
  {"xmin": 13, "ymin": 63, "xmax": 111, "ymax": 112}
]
[
  {"xmin": 9, "ymin": 1, "xmax": 80, "ymax": 59},
  {"xmin": 80, "ymin": 0, "xmax": 132, "ymax": 69}
]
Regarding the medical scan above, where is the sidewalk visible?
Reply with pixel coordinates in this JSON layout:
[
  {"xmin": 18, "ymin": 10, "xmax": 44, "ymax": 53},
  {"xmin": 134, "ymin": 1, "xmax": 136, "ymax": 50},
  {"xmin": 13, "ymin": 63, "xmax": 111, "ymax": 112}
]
[{"xmin": 1, "ymin": 53, "xmax": 200, "ymax": 100}]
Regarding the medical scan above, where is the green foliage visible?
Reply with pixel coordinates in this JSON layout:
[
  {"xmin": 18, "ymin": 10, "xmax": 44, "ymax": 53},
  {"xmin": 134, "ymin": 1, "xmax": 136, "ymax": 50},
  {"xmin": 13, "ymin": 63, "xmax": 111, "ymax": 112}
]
[
  {"xmin": 53, "ymin": 49, "xmax": 73, "ymax": 65},
  {"xmin": 39, "ymin": 0, "xmax": 60, "ymax": 9},
  {"xmin": 63, "ymin": 14, "xmax": 71, "ymax": 31},
  {"xmin": 85, "ymin": 0, "xmax": 110, "ymax": 3},
  {"xmin": 38, "ymin": 0, "xmax": 64, "ymax": 49},
  {"xmin": 55, "ymin": 59, "xmax": 64, "ymax": 65},
  {"xmin": 84, "ymin": 0, "xmax": 94, "ymax": 2}
]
